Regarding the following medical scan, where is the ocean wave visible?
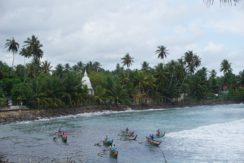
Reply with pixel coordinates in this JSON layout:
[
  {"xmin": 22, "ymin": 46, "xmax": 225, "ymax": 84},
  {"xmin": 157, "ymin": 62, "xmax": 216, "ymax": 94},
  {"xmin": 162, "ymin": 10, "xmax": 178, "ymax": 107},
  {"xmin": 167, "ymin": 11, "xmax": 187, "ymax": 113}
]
[
  {"xmin": 167, "ymin": 119, "xmax": 244, "ymax": 160},
  {"xmin": 168, "ymin": 118, "xmax": 244, "ymax": 140},
  {"xmin": 15, "ymin": 121, "xmax": 32, "ymax": 124}
]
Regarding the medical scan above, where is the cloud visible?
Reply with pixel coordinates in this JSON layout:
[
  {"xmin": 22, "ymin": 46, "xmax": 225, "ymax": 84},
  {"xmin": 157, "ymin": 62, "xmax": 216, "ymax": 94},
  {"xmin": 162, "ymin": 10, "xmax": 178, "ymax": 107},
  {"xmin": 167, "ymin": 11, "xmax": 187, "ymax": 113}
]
[
  {"xmin": 203, "ymin": 41, "xmax": 224, "ymax": 53},
  {"xmin": 0, "ymin": 0, "xmax": 243, "ymax": 74}
]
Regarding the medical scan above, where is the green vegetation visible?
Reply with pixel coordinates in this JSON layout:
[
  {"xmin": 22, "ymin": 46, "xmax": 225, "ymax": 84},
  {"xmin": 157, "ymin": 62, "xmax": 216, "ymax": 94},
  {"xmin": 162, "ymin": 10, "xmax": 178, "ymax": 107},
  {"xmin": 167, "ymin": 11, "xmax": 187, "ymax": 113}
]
[{"xmin": 1, "ymin": 36, "xmax": 243, "ymax": 109}]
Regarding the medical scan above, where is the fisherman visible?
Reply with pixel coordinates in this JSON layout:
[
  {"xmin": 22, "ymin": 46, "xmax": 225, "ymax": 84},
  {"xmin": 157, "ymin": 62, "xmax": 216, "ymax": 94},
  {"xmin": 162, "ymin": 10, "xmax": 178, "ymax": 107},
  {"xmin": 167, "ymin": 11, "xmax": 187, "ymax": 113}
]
[
  {"xmin": 57, "ymin": 127, "xmax": 63, "ymax": 136},
  {"xmin": 104, "ymin": 135, "xmax": 108, "ymax": 142},
  {"xmin": 62, "ymin": 132, "xmax": 68, "ymax": 143},
  {"xmin": 156, "ymin": 129, "xmax": 160, "ymax": 136},
  {"xmin": 111, "ymin": 144, "xmax": 116, "ymax": 151}
]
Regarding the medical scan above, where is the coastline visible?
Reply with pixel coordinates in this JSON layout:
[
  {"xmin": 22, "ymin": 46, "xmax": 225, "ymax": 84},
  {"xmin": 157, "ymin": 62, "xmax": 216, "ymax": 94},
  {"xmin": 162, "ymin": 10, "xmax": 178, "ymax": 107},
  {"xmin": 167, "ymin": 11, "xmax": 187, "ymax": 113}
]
[{"xmin": 0, "ymin": 100, "xmax": 238, "ymax": 124}]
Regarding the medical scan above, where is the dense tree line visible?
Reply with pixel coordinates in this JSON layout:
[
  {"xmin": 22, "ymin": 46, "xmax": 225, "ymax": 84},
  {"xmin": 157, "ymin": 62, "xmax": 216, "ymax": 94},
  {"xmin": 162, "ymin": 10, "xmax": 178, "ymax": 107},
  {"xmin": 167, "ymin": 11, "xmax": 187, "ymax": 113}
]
[{"xmin": 0, "ymin": 36, "xmax": 243, "ymax": 109}]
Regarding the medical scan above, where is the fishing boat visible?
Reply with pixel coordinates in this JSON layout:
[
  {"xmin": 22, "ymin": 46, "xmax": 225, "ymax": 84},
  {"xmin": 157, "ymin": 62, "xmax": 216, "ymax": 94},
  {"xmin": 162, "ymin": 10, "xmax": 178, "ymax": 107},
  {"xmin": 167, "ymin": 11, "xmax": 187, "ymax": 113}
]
[
  {"xmin": 53, "ymin": 131, "xmax": 68, "ymax": 143},
  {"xmin": 155, "ymin": 131, "xmax": 165, "ymax": 138},
  {"xmin": 146, "ymin": 136, "xmax": 161, "ymax": 146},
  {"xmin": 53, "ymin": 135, "xmax": 67, "ymax": 143},
  {"xmin": 62, "ymin": 135, "xmax": 67, "ymax": 143},
  {"xmin": 120, "ymin": 130, "xmax": 135, "ymax": 137},
  {"xmin": 110, "ymin": 146, "xmax": 118, "ymax": 159},
  {"xmin": 103, "ymin": 139, "xmax": 113, "ymax": 147},
  {"xmin": 125, "ymin": 134, "xmax": 137, "ymax": 140}
]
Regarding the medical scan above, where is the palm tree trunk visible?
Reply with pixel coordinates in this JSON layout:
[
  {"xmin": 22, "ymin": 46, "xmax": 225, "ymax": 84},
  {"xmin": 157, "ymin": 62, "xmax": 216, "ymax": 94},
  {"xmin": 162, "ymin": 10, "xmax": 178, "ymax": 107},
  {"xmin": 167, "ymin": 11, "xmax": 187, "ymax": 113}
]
[{"xmin": 12, "ymin": 53, "xmax": 15, "ymax": 70}]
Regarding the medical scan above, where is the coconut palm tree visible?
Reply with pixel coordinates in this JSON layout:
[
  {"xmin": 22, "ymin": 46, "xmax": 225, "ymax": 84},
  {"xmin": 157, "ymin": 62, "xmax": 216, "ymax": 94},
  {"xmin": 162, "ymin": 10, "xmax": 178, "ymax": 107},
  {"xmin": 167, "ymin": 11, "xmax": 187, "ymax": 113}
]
[
  {"xmin": 5, "ymin": 38, "xmax": 19, "ymax": 69},
  {"xmin": 93, "ymin": 61, "xmax": 102, "ymax": 72},
  {"xmin": 178, "ymin": 51, "xmax": 201, "ymax": 95},
  {"xmin": 20, "ymin": 35, "xmax": 44, "ymax": 77},
  {"xmin": 121, "ymin": 53, "xmax": 134, "ymax": 69},
  {"xmin": 188, "ymin": 67, "xmax": 208, "ymax": 100},
  {"xmin": 238, "ymin": 70, "xmax": 244, "ymax": 85},
  {"xmin": 41, "ymin": 61, "xmax": 52, "ymax": 74},
  {"xmin": 53, "ymin": 64, "xmax": 64, "ymax": 77},
  {"xmin": 220, "ymin": 59, "xmax": 233, "ymax": 88},
  {"xmin": 209, "ymin": 69, "xmax": 219, "ymax": 94},
  {"xmin": 210, "ymin": 69, "xmax": 217, "ymax": 78},
  {"xmin": 94, "ymin": 85, "xmax": 107, "ymax": 104},
  {"xmin": 141, "ymin": 61, "xmax": 150, "ymax": 71},
  {"xmin": 220, "ymin": 59, "xmax": 232, "ymax": 75},
  {"xmin": 155, "ymin": 45, "xmax": 168, "ymax": 61},
  {"xmin": 184, "ymin": 51, "xmax": 201, "ymax": 74},
  {"xmin": 77, "ymin": 61, "xmax": 85, "ymax": 71},
  {"xmin": 64, "ymin": 63, "xmax": 71, "ymax": 72},
  {"xmin": 135, "ymin": 71, "xmax": 156, "ymax": 94},
  {"xmin": 106, "ymin": 79, "xmax": 130, "ymax": 105},
  {"xmin": 154, "ymin": 63, "xmax": 168, "ymax": 92},
  {"xmin": 86, "ymin": 61, "xmax": 94, "ymax": 72},
  {"xmin": 20, "ymin": 35, "xmax": 43, "ymax": 63}
]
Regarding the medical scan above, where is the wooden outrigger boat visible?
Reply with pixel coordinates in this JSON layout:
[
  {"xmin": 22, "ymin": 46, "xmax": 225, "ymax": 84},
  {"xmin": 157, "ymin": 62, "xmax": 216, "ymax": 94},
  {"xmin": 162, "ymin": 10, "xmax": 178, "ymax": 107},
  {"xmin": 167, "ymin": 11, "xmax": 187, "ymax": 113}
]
[
  {"xmin": 120, "ymin": 130, "xmax": 135, "ymax": 137},
  {"xmin": 125, "ymin": 134, "xmax": 137, "ymax": 141},
  {"xmin": 146, "ymin": 136, "xmax": 161, "ymax": 146},
  {"xmin": 103, "ymin": 139, "xmax": 113, "ymax": 147},
  {"xmin": 61, "ymin": 135, "xmax": 67, "ymax": 143},
  {"xmin": 53, "ymin": 131, "xmax": 68, "ymax": 143},
  {"xmin": 155, "ymin": 131, "xmax": 165, "ymax": 138},
  {"xmin": 120, "ymin": 130, "xmax": 137, "ymax": 141},
  {"xmin": 110, "ymin": 148, "xmax": 118, "ymax": 159}
]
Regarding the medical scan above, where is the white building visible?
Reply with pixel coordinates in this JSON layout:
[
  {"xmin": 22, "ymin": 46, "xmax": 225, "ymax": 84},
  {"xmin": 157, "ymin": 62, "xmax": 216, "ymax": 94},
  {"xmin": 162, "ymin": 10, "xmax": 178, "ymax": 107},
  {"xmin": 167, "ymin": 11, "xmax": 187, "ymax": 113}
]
[{"xmin": 81, "ymin": 70, "xmax": 94, "ymax": 95}]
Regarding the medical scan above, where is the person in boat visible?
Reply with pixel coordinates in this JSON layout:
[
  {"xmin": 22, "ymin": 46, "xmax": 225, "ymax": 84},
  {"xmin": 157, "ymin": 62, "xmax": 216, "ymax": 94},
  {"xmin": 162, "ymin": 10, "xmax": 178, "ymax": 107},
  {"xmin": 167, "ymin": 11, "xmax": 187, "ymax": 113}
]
[
  {"xmin": 60, "ymin": 130, "xmax": 67, "ymax": 138},
  {"xmin": 125, "ymin": 128, "xmax": 135, "ymax": 136},
  {"xmin": 156, "ymin": 129, "xmax": 160, "ymax": 136},
  {"xmin": 57, "ymin": 127, "xmax": 64, "ymax": 137},
  {"xmin": 125, "ymin": 127, "xmax": 129, "ymax": 133},
  {"xmin": 104, "ymin": 135, "xmax": 108, "ymax": 142},
  {"xmin": 150, "ymin": 134, "xmax": 154, "ymax": 140},
  {"xmin": 61, "ymin": 132, "xmax": 67, "ymax": 143},
  {"xmin": 111, "ymin": 144, "xmax": 117, "ymax": 151}
]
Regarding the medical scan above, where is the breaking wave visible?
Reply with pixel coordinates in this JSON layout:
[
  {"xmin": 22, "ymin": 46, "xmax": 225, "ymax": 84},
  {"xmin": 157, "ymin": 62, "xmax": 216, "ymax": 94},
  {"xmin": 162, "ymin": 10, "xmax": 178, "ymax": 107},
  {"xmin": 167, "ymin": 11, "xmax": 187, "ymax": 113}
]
[{"xmin": 167, "ymin": 119, "xmax": 244, "ymax": 161}]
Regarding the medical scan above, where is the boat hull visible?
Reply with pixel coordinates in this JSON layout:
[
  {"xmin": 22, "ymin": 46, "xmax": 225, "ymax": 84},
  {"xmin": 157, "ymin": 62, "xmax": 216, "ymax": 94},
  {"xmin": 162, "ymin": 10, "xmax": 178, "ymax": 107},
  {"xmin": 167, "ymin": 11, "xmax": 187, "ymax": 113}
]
[
  {"xmin": 110, "ymin": 150, "xmax": 118, "ymax": 159},
  {"xmin": 103, "ymin": 140, "xmax": 113, "ymax": 147},
  {"xmin": 146, "ymin": 137, "xmax": 161, "ymax": 146},
  {"xmin": 155, "ymin": 131, "xmax": 166, "ymax": 138}
]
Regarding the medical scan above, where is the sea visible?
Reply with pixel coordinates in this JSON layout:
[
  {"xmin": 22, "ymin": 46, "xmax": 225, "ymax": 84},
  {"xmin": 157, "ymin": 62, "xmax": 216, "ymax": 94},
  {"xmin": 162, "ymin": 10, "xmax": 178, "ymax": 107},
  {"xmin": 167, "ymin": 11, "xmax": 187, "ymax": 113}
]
[{"xmin": 0, "ymin": 103, "xmax": 244, "ymax": 163}]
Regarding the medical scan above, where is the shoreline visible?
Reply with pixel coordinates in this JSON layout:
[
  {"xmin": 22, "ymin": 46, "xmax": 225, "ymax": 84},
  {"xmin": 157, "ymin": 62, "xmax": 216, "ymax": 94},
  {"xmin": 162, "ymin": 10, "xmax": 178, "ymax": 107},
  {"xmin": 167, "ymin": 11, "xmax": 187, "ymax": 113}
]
[{"xmin": 0, "ymin": 100, "xmax": 239, "ymax": 124}]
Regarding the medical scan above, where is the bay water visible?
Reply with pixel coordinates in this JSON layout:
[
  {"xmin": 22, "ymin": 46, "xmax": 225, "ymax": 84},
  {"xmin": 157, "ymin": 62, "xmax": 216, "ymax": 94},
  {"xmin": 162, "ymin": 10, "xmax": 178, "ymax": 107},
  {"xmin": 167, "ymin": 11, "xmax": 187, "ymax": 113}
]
[{"xmin": 0, "ymin": 104, "xmax": 244, "ymax": 163}]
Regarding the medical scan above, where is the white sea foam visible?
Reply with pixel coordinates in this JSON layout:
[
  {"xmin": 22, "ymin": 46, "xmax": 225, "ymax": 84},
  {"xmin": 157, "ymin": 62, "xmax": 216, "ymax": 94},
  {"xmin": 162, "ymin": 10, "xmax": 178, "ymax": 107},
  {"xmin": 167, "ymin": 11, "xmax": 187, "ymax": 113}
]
[
  {"xmin": 14, "ymin": 108, "xmax": 167, "ymax": 124},
  {"xmin": 57, "ymin": 108, "xmax": 168, "ymax": 118},
  {"xmin": 167, "ymin": 119, "xmax": 244, "ymax": 160},
  {"xmin": 16, "ymin": 121, "xmax": 32, "ymax": 124}
]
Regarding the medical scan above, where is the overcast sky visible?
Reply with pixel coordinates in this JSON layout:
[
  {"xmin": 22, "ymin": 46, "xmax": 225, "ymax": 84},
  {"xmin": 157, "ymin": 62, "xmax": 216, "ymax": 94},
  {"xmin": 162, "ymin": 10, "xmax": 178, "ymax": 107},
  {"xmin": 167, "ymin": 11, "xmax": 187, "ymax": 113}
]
[{"xmin": 0, "ymin": 0, "xmax": 243, "ymax": 74}]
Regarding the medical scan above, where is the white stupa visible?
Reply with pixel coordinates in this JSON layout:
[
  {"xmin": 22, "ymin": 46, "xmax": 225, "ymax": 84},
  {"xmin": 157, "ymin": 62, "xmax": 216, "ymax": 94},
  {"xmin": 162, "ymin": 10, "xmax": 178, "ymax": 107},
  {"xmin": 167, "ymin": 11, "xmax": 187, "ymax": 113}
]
[{"xmin": 81, "ymin": 70, "xmax": 94, "ymax": 95}]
